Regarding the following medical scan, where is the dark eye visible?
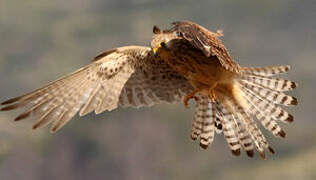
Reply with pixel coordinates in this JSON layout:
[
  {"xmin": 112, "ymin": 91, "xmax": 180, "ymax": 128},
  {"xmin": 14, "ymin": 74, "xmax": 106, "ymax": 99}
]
[{"xmin": 160, "ymin": 41, "xmax": 166, "ymax": 47}]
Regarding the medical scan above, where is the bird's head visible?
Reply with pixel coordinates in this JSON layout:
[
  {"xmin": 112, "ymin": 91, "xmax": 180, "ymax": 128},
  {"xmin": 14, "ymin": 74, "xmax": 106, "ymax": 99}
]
[{"xmin": 151, "ymin": 25, "xmax": 180, "ymax": 58}]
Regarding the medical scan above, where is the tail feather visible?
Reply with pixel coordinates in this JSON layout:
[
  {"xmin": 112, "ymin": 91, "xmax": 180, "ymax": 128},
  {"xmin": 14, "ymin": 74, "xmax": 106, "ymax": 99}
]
[
  {"xmin": 239, "ymin": 85, "xmax": 286, "ymax": 138},
  {"xmin": 242, "ymin": 83, "xmax": 297, "ymax": 106},
  {"xmin": 242, "ymin": 85, "xmax": 293, "ymax": 123},
  {"xmin": 225, "ymin": 96, "xmax": 273, "ymax": 159},
  {"xmin": 240, "ymin": 75, "xmax": 297, "ymax": 92},
  {"xmin": 212, "ymin": 64, "xmax": 297, "ymax": 158},
  {"xmin": 257, "ymin": 113, "xmax": 286, "ymax": 138},
  {"xmin": 188, "ymin": 65, "xmax": 296, "ymax": 158},
  {"xmin": 216, "ymin": 102, "xmax": 253, "ymax": 157},
  {"xmin": 191, "ymin": 95, "xmax": 205, "ymax": 140},
  {"xmin": 214, "ymin": 115, "xmax": 223, "ymax": 134},
  {"xmin": 200, "ymin": 98, "xmax": 215, "ymax": 149},
  {"xmin": 241, "ymin": 65, "xmax": 290, "ymax": 77},
  {"xmin": 233, "ymin": 101, "xmax": 272, "ymax": 159},
  {"xmin": 191, "ymin": 95, "xmax": 216, "ymax": 149},
  {"xmin": 215, "ymin": 102, "xmax": 241, "ymax": 156}
]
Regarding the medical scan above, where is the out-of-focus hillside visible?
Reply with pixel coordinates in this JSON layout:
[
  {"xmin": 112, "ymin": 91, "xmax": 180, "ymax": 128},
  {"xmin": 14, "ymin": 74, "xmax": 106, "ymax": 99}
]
[{"xmin": 0, "ymin": 0, "xmax": 315, "ymax": 180}]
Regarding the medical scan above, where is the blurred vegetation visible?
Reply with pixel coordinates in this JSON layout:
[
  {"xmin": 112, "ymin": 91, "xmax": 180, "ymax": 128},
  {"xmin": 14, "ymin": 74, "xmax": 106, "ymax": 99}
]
[{"xmin": 0, "ymin": 0, "xmax": 315, "ymax": 179}]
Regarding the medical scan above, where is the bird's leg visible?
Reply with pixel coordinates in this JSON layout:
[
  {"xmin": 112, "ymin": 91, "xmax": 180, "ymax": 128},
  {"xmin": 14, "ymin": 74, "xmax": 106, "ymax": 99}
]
[
  {"xmin": 184, "ymin": 89, "xmax": 200, "ymax": 107},
  {"xmin": 208, "ymin": 82, "xmax": 218, "ymax": 102}
]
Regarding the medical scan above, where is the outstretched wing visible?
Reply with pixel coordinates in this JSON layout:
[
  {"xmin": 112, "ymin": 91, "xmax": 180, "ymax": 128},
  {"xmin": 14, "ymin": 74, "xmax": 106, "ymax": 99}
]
[
  {"xmin": 1, "ymin": 46, "xmax": 193, "ymax": 132},
  {"xmin": 171, "ymin": 20, "xmax": 240, "ymax": 73}
]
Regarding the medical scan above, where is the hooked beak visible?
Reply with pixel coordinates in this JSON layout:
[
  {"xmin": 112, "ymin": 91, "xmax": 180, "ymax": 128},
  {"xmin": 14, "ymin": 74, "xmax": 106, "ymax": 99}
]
[{"xmin": 153, "ymin": 47, "xmax": 159, "ymax": 57}]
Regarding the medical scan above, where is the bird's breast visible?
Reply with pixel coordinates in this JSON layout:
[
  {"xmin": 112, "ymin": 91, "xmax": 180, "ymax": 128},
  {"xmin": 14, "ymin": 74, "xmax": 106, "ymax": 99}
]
[{"xmin": 159, "ymin": 49, "xmax": 235, "ymax": 87}]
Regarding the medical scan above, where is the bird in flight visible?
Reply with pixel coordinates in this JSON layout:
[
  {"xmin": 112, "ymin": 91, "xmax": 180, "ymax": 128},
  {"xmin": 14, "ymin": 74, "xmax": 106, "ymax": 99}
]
[{"xmin": 1, "ymin": 20, "xmax": 297, "ymax": 159}]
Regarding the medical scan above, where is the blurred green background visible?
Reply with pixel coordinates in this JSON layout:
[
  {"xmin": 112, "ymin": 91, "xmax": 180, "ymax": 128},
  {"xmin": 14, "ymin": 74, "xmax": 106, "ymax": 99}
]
[{"xmin": 0, "ymin": 0, "xmax": 315, "ymax": 179}]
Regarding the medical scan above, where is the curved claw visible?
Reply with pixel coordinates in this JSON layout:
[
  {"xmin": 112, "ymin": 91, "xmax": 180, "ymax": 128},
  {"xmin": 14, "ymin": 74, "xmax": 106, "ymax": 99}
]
[
  {"xmin": 208, "ymin": 83, "xmax": 218, "ymax": 102},
  {"xmin": 183, "ymin": 89, "xmax": 200, "ymax": 107},
  {"xmin": 208, "ymin": 90, "xmax": 216, "ymax": 102}
]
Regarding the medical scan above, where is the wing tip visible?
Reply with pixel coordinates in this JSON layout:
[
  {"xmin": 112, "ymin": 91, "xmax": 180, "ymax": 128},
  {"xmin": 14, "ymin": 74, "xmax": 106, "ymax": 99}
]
[
  {"xmin": 14, "ymin": 112, "xmax": 30, "ymax": 121},
  {"xmin": 1, "ymin": 97, "xmax": 22, "ymax": 105},
  {"xmin": 50, "ymin": 126, "xmax": 58, "ymax": 133},
  {"xmin": 32, "ymin": 123, "xmax": 40, "ymax": 130},
  {"xmin": 0, "ymin": 104, "xmax": 20, "ymax": 111}
]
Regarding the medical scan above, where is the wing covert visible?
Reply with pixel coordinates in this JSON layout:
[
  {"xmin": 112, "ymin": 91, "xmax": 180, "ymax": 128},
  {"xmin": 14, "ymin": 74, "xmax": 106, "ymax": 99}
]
[{"xmin": 171, "ymin": 20, "xmax": 240, "ymax": 73}]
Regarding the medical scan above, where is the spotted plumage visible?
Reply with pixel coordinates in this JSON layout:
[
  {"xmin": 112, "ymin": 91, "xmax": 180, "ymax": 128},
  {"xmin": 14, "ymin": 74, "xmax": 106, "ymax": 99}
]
[
  {"xmin": 1, "ymin": 46, "xmax": 193, "ymax": 133},
  {"xmin": 150, "ymin": 21, "xmax": 297, "ymax": 158},
  {"xmin": 1, "ymin": 21, "xmax": 297, "ymax": 159}
]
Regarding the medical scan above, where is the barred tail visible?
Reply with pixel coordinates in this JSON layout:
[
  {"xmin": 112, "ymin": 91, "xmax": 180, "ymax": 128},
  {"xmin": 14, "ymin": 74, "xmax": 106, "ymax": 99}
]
[
  {"xmin": 190, "ymin": 95, "xmax": 224, "ymax": 150},
  {"xmin": 212, "ymin": 65, "xmax": 297, "ymax": 158},
  {"xmin": 236, "ymin": 65, "xmax": 296, "ymax": 157},
  {"xmin": 241, "ymin": 65, "xmax": 290, "ymax": 77},
  {"xmin": 191, "ymin": 95, "xmax": 215, "ymax": 149}
]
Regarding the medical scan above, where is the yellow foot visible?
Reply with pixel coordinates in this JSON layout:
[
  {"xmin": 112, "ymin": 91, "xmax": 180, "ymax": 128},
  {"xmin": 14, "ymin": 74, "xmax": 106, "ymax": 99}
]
[
  {"xmin": 184, "ymin": 89, "xmax": 200, "ymax": 107},
  {"xmin": 208, "ymin": 83, "xmax": 218, "ymax": 103},
  {"xmin": 208, "ymin": 90, "xmax": 216, "ymax": 103}
]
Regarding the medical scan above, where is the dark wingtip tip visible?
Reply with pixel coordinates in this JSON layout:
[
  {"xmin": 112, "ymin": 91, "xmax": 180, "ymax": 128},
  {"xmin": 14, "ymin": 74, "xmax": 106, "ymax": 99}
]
[
  {"xmin": 1, "ymin": 102, "xmax": 7, "ymax": 105},
  {"xmin": 14, "ymin": 116, "xmax": 23, "ymax": 121},
  {"xmin": 0, "ymin": 104, "xmax": 18, "ymax": 111},
  {"xmin": 246, "ymin": 150, "xmax": 254, "ymax": 157},
  {"xmin": 32, "ymin": 124, "xmax": 39, "ymax": 130},
  {"xmin": 268, "ymin": 146, "xmax": 275, "ymax": 154},
  {"xmin": 51, "ymin": 127, "xmax": 58, "ymax": 133},
  {"xmin": 1, "ymin": 100, "xmax": 13, "ymax": 105},
  {"xmin": 291, "ymin": 82, "xmax": 297, "ymax": 89},
  {"xmin": 1, "ymin": 97, "xmax": 21, "ymax": 105},
  {"xmin": 278, "ymin": 130, "xmax": 286, "ymax": 138},
  {"xmin": 14, "ymin": 112, "xmax": 30, "ymax": 121},
  {"xmin": 232, "ymin": 149, "xmax": 241, "ymax": 156}
]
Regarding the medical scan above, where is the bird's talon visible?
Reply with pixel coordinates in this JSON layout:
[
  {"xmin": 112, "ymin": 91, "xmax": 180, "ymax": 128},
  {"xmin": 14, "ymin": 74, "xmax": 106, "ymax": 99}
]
[
  {"xmin": 184, "ymin": 99, "xmax": 189, "ymax": 108},
  {"xmin": 183, "ymin": 90, "xmax": 200, "ymax": 107}
]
